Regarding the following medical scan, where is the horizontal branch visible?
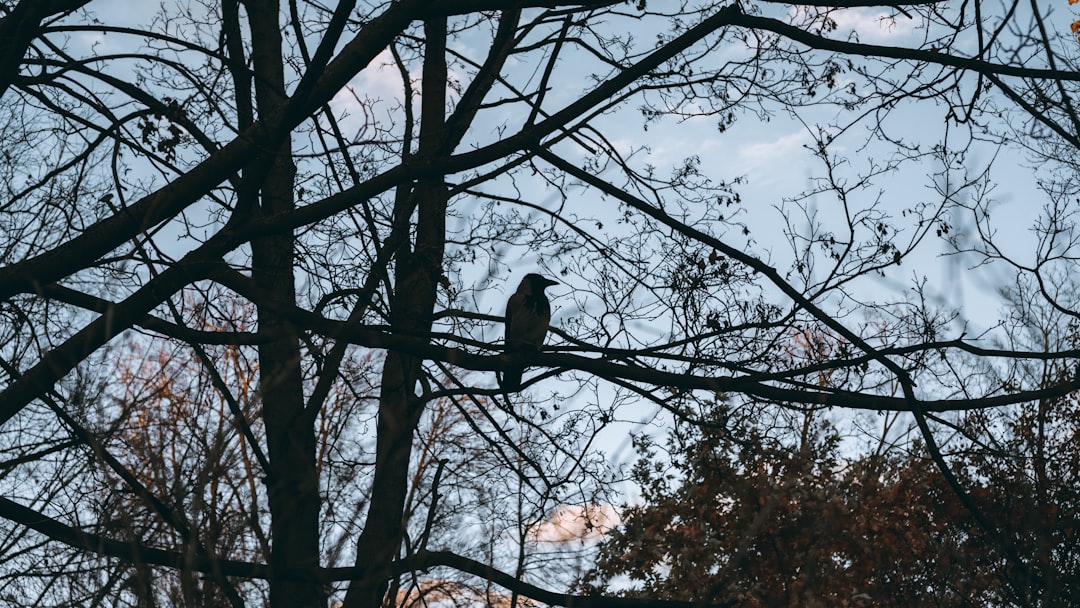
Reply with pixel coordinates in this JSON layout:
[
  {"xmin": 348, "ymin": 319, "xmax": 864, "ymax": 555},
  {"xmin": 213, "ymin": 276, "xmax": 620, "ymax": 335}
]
[
  {"xmin": 391, "ymin": 550, "xmax": 736, "ymax": 608},
  {"xmin": 730, "ymin": 8, "xmax": 1080, "ymax": 81},
  {"xmin": 40, "ymin": 284, "xmax": 267, "ymax": 345},
  {"xmin": 0, "ymin": 496, "xmax": 732, "ymax": 607},
  {"xmin": 211, "ymin": 266, "xmax": 1080, "ymax": 414},
  {"xmin": 0, "ymin": 248, "xmax": 225, "ymax": 428},
  {"xmin": 0, "ymin": 496, "xmax": 269, "ymax": 578}
]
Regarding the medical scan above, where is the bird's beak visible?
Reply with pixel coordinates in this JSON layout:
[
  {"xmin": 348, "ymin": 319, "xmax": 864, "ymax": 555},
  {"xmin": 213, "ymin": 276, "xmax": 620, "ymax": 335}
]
[{"xmin": 541, "ymin": 277, "xmax": 559, "ymax": 287}]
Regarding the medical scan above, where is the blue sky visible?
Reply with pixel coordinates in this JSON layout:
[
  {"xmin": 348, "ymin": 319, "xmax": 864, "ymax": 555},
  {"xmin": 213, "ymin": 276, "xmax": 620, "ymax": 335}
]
[
  {"xmin": 67, "ymin": 0, "xmax": 1038, "ymax": 320},
  {"xmin": 39, "ymin": 1, "xmax": 1077, "ymax": 547}
]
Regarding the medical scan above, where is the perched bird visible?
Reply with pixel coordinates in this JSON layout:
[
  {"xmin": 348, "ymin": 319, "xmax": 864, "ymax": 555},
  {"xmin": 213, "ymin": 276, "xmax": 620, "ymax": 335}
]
[{"xmin": 501, "ymin": 273, "xmax": 558, "ymax": 391}]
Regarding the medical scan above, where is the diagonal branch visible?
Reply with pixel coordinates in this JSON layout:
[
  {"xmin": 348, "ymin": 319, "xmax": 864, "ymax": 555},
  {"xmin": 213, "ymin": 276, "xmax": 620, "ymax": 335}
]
[
  {"xmin": 0, "ymin": 0, "xmax": 91, "ymax": 97},
  {"xmin": 0, "ymin": 0, "xmax": 427, "ymax": 300}
]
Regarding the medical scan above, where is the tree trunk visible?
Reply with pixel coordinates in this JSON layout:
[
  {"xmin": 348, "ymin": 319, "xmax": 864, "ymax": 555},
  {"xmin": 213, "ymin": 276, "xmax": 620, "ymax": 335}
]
[
  {"xmin": 246, "ymin": 0, "xmax": 323, "ymax": 605},
  {"xmin": 343, "ymin": 16, "xmax": 448, "ymax": 608}
]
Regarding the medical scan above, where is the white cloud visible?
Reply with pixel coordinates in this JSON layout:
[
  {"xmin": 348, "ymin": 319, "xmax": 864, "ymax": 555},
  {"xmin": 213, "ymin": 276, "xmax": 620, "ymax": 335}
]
[
  {"xmin": 529, "ymin": 504, "xmax": 621, "ymax": 543},
  {"xmin": 826, "ymin": 7, "xmax": 919, "ymax": 43},
  {"xmin": 327, "ymin": 48, "xmax": 469, "ymax": 145},
  {"xmin": 324, "ymin": 50, "xmax": 405, "ymax": 140}
]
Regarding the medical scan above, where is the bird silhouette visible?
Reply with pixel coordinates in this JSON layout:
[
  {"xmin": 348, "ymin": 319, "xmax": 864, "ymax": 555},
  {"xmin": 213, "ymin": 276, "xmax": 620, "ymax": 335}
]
[{"xmin": 500, "ymin": 273, "xmax": 557, "ymax": 391}]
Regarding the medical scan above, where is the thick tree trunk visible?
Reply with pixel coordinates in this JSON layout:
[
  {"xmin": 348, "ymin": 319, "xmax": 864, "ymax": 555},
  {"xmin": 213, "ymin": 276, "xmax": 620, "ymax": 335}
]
[
  {"xmin": 343, "ymin": 17, "xmax": 448, "ymax": 608},
  {"xmin": 245, "ymin": 0, "xmax": 323, "ymax": 605}
]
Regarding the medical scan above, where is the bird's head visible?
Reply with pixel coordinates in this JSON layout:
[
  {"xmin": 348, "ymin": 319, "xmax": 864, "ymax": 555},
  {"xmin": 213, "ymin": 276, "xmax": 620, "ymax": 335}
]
[{"xmin": 522, "ymin": 273, "xmax": 558, "ymax": 292}]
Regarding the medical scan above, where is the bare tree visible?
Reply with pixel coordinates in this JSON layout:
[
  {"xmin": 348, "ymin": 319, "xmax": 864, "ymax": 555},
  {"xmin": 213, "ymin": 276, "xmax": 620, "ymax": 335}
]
[{"xmin": 3, "ymin": 0, "xmax": 1080, "ymax": 606}]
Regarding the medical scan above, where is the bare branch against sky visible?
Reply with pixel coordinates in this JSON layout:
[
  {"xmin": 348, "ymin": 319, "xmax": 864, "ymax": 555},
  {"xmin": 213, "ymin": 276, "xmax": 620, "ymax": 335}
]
[{"xmin": 2, "ymin": 1, "xmax": 1080, "ymax": 606}]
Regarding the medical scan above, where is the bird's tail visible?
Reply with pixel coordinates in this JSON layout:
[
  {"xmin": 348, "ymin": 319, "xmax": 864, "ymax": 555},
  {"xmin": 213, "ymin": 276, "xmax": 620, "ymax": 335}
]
[{"xmin": 500, "ymin": 367, "xmax": 523, "ymax": 392}]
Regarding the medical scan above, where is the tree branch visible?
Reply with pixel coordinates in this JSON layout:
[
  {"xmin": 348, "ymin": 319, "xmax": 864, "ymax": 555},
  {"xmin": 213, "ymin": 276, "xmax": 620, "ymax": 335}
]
[
  {"xmin": 0, "ymin": 499, "xmax": 736, "ymax": 608},
  {"xmin": 209, "ymin": 264, "xmax": 1080, "ymax": 414}
]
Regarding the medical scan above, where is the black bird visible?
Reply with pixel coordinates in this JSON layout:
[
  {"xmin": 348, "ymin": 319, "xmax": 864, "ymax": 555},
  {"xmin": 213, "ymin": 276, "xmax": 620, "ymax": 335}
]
[{"xmin": 501, "ymin": 273, "xmax": 558, "ymax": 391}]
